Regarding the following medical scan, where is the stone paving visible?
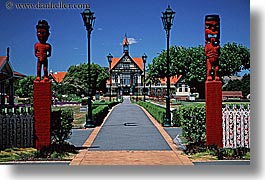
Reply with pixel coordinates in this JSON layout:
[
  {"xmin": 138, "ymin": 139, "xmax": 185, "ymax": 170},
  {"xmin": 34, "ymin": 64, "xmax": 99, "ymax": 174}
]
[{"xmin": 70, "ymin": 97, "xmax": 193, "ymax": 165}]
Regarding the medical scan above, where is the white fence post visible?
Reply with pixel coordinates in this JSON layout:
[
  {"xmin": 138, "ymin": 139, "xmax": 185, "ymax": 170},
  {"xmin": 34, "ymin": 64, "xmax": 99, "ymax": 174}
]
[{"xmin": 222, "ymin": 104, "xmax": 250, "ymax": 148}]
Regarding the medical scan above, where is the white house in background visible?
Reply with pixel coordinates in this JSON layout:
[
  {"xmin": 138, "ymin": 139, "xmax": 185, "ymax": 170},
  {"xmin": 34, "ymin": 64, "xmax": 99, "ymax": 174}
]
[{"xmin": 148, "ymin": 75, "xmax": 198, "ymax": 100}]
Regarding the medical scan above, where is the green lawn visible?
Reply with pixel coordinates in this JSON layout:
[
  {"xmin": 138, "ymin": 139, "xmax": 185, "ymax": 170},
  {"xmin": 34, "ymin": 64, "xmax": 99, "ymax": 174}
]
[{"xmin": 0, "ymin": 148, "xmax": 37, "ymax": 162}]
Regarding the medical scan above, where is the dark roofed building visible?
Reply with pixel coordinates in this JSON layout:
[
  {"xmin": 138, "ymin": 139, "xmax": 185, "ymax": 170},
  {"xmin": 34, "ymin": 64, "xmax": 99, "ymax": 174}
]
[
  {"xmin": 0, "ymin": 49, "xmax": 26, "ymax": 107},
  {"xmin": 222, "ymin": 91, "xmax": 243, "ymax": 101}
]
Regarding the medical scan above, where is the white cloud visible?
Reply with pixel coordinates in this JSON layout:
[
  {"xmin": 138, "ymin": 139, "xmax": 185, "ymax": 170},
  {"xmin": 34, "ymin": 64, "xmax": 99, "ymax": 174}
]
[
  {"xmin": 97, "ymin": 27, "xmax": 103, "ymax": 31},
  {"xmin": 119, "ymin": 37, "xmax": 139, "ymax": 46},
  {"xmin": 127, "ymin": 37, "xmax": 137, "ymax": 45}
]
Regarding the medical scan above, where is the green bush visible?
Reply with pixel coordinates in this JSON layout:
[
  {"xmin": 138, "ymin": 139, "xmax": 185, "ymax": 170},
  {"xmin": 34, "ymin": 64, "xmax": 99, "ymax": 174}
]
[
  {"xmin": 87, "ymin": 101, "xmax": 120, "ymax": 127},
  {"xmin": 92, "ymin": 105, "xmax": 109, "ymax": 126},
  {"xmin": 106, "ymin": 101, "xmax": 120, "ymax": 109},
  {"xmin": 137, "ymin": 101, "xmax": 166, "ymax": 125},
  {"xmin": 173, "ymin": 104, "xmax": 206, "ymax": 144},
  {"xmin": 50, "ymin": 109, "xmax": 74, "ymax": 145}
]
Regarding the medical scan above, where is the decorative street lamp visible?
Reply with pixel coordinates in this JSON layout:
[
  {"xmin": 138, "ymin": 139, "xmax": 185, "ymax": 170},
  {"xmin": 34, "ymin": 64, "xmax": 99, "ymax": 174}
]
[
  {"xmin": 115, "ymin": 73, "xmax": 118, "ymax": 99},
  {"xmin": 107, "ymin": 53, "xmax": 113, "ymax": 102},
  {"xmin": 161, "ymin": 5, "xmax": 175, "ymax": 127},
  {"xmin": 142, "ymin": 53, "xmax": 147, "ymax": 102},
  {"xmin": 81, "ymin": 8, "xmax": 96, "ymax": 128}
]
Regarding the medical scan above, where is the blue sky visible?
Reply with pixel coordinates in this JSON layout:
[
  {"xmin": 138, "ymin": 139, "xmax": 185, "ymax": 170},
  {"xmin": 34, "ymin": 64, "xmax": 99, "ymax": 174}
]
[{"xmin": 0, "ymin": 0, "xmax": 250, "ymax": 76}]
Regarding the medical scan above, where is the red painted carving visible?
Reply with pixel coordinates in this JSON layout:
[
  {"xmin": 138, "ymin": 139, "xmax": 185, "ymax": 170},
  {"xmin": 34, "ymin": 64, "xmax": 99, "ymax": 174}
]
[
  {"xmin": 34, "ymin": 20, "xmax": 52, "ymax": 82},
  {"xmin": 204, "ymin": 15, "xmax": 220, "ymax": 81}
]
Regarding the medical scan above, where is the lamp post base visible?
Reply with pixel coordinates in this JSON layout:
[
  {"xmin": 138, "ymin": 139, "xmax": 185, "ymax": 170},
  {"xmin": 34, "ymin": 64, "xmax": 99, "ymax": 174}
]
[
  {"xmin": 85, "ymin": 123, "xmax": 94, "ymax": 128},
  {"xmin": 85, "ymin": 115, "xmax": 94, "ymax": 128},
  {"xmin": 163, "ymin": 118, "xmax": 171, "ymax": 127}
]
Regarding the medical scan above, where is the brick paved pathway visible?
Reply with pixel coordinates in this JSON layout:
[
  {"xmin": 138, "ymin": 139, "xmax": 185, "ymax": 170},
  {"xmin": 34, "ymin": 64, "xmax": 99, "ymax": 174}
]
[{"xmin": 70, "ymin": 97, "xmax": 193, "ymax": 165}]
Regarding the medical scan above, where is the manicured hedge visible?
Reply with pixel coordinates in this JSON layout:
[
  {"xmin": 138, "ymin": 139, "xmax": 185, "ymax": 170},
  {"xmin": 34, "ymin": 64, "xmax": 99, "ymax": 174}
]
[
  {"xmin": 92, "ymin": 105, "xmax": 109, "ymax": 126},
  {"xmin": 172, "ymin": 104, "xmax": 206, "ymax": 144},
  {"xmin": 91, "ymin": 101, "xmax": 120, "ymax": 126},
  {"xmin": 137, "ymin": 101, "xmax": 166, "ymax": 125}
]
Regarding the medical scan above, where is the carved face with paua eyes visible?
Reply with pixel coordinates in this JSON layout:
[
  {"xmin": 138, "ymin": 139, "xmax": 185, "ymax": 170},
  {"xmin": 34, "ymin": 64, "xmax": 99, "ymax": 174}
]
[
  {"xmin": 204, "ymin": 15, "xmax": 220, "ymax": 61},
  {"xmin": 204, "ymin": 14, "xmax": 221, "ymax": 81}
]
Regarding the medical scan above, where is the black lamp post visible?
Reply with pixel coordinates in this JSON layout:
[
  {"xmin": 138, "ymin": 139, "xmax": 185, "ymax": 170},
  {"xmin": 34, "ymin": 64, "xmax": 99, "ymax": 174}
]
[
  {"xmin": 81, "ymin": 8, "xmax": 95, "ymax": 128},
  {"xmin": 115, "ymin": 73, "xmax": 118, "ymax": 99},
  {"xmin": 161, "ymin": 5, "xmax": 175, "ymax": 127},
  {"xmin": 142, "ymin": 53, "xmax": 147, "ymax": 102},
  {"xmin": 107, "ymin": 53, "xmax": 113, "ymax": 102}
]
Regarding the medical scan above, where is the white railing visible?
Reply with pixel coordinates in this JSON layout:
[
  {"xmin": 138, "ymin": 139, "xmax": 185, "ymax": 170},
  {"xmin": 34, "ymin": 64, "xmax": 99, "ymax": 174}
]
[{"xmin": 222, "ymin": 104, "xmax": 250, "ymax": 148}]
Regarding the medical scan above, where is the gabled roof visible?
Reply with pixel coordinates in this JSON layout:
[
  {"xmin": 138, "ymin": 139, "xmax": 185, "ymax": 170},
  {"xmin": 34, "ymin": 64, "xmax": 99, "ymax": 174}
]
[
  {"xmin": 49, "ymin": 72, "xmax": 67, "ymax": 83},
  {"xmin": 0, "ymin": 56, "xmax": 14, "ymax": 77},
  {"xmin": 159, "ymin": 75, "xmax": 182, "ymax": 85},
  {"xmin": 14, "ymin": 71, "xmax": 27, "ymax": 78},
  {"xmin": 1, "ymin": 55, "xmax": 26, "ymax": 80},
  {"xmin": 110, "ymin": 54, "xmax": 143, "ymax": 71},
  {"xmin": 132, "ymin": 57, "xmax": 144, "ymax": 71},
  {"xmin": 110, "ymin": 57, "xmax": 120, "ymax": 70},
  {"xmin": 109, "ymin": 35, "xmax": 143, "ymax": 72},
  {"xmin": 0, "ymin": 56, "xmax": 8, "ymax": 69},
  {"xmin": 0, "ymin": 56, "xmax": 5, "ymax": 66}
]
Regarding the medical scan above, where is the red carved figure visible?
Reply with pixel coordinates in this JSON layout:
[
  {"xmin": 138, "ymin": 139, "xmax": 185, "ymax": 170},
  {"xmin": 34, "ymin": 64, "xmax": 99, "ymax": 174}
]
[
  {"xmin": 34, "ymin": 20, "xmax": 51, "ymax": 81},
  {"xmin": 204, "ymin": 15, "xmax": 220, "ymax": 81}
]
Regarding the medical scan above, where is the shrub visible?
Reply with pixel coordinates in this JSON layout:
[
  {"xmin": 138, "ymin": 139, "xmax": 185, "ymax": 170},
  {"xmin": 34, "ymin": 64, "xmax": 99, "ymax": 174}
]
[
  {"xmin": 91, "ymin": 105, "xmax": 109, "ymax": 126},
  {"xmin": 137, "ymin": 101, "xmax": 166, "ymax": 125},
  {"xmin": 106, "ymin": 101, "xmax": 120, "ymax": 109},
  {"xmin": 173, "ymin": 104, "xmax": 206, "ymax": 144},
  {"xmin": 50, "ymin": 109, "xmax": 74, "ymax": 145}
]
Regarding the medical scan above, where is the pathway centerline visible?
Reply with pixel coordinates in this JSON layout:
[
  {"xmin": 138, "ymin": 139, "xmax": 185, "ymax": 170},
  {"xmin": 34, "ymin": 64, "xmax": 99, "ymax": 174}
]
[
  {"xmin": 70, "ymin": 96, "xmax": 193, "ymax": 165},
  {"xmin": 89, "ymin": 97, "xmax": 171, "ymax": 151}
]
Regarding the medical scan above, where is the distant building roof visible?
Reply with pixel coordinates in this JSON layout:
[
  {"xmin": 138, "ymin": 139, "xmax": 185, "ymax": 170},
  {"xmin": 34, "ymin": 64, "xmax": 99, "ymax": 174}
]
[
  {"xmin": 222, "ymin": 91, "xmax": 243, "ymax": 100},
  {"xmin": 14, "ymin": 71, "xmax": 27, "ymax": 78},
  {"xmin": 110, "ymin": 55, "xmax": 143, "ymax": 71},
  {"xmin": 109, "ymin": 35, "xmax": 144, "ymax": 72},
  {"xmin": 0, "ymin": 56, "xmax": 26, "ymax": 79},
  {"xmin": 158, "ymin": 75, "xmax": 182, "ymax": 85},
  {"xmin": 0, "ymin": 56, "xmax": 8, "ymax": 69},
  {"xmin": 49, "ymin": 72, "xmax": 67, "ymax": 83}
]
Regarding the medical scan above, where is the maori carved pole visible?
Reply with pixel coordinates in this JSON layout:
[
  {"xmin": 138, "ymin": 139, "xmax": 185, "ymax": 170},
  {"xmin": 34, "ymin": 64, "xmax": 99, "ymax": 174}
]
[
  {"xmin": 34, "ymin": 20, "xmax": 52, "ymax": 82},
  {"xmin": 33, "ymin": 20, "xmax": 52, "ymax": 150},
  {"xmin": 204, "ymin": 15, "xmax": 220, "ymax": 81},
  {"xmin": 204, "ymin": 15, "xmax": 223, "ymax": 148}
]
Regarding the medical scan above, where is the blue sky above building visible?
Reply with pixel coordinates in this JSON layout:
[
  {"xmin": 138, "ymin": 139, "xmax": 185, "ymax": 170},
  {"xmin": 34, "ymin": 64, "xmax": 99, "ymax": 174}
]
[{"xmin": 0, "ymin": 0, "xmax": 250, "ymax": 76}]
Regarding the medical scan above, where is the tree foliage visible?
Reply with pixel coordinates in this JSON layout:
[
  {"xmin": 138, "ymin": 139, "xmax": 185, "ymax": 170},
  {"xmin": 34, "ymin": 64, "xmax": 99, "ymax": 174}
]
[
  {"xmin": 14, "ymin": 63, "xmax": 109, "ymax": 100},
  {"xmin": 223, "ymin": 73, "xmax": 250, "ymax": 97},
  {"xmin": 219, "ymin": 42, "xmax": 250, "ymax": 76},
  {"xmin": 62, "ymin": 63, "xmax": 109, "ymax": 97},
  {"xmin": 148, "ymin": 43, "xmax": 250, "ymax": 98},
  {"xmin": 14, "ymin": 76, "xmax": 36, "ymax": 98}
]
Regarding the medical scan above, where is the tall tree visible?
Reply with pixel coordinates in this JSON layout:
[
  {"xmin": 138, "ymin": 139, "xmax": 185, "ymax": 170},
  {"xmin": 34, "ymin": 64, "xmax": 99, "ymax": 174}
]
[
  {"xmin": 223, "ymin": 73, "xmax": 250, "ymax": 97},
  {"xmin": 148, "ymin": 43, "xmax": 250, "ymax": 98},
  {"xmin": 219, "ymin": 42, "xmax": 250, "ymax": 77},
  {"xmin": 63, "ymin": 63, "xmax": 109, "ymax": 97},
  {"xmin": 14, "ymin": 76, "xmax": 36, "ymax": 98}
]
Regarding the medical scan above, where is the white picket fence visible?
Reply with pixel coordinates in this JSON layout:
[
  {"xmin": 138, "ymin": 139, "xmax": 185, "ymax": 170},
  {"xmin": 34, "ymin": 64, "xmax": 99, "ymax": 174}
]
[{"xmin": 222, "ymin": 104, "xmax": 250, "ymax": 148}]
